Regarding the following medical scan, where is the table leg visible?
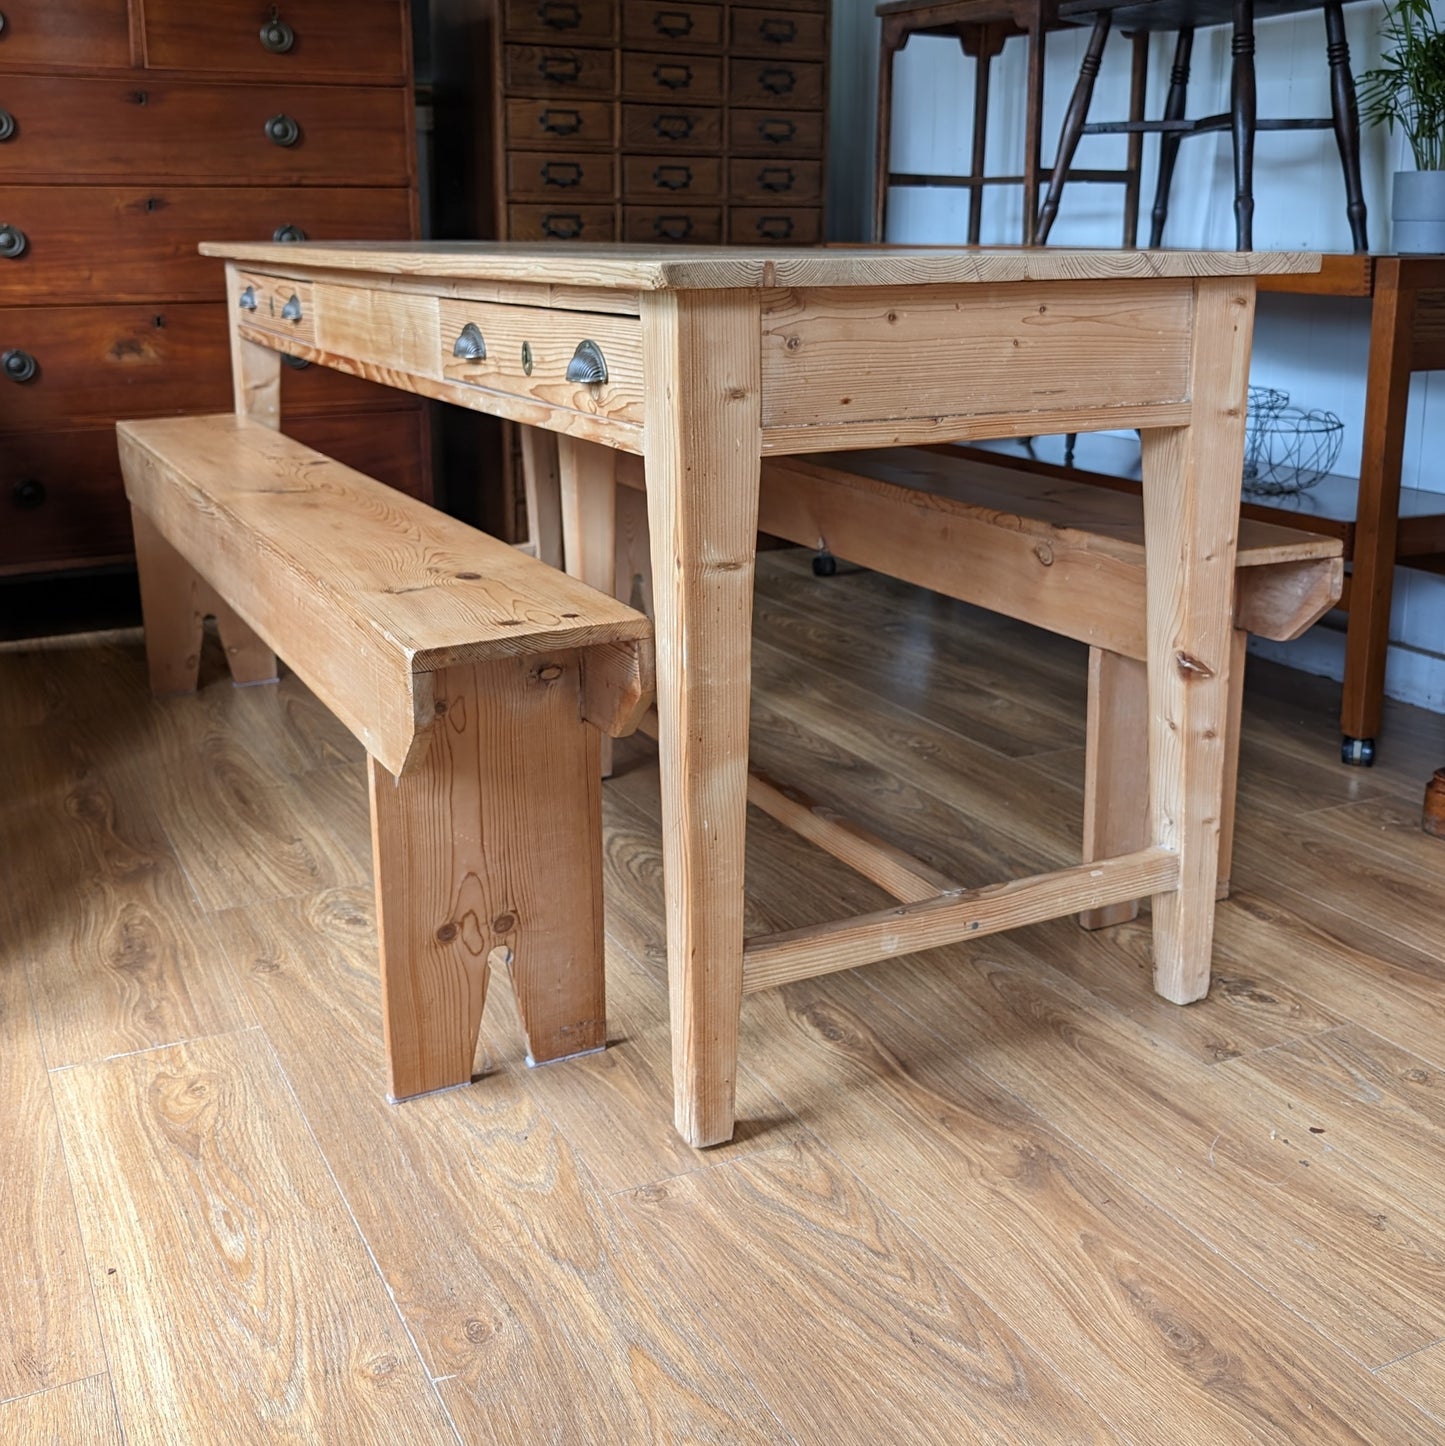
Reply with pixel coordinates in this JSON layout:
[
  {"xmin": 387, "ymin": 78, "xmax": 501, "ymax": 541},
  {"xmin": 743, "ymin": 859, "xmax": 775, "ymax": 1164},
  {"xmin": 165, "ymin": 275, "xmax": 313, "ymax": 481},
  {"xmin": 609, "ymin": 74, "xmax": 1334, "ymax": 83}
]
[
  {"xmin": 640, "ymin": 290, "xmax": 762, "ymax": 1148},
  {"xmin": 226, "ymin": 262, "xmax": 281, "ymax": 429},
  {"xmin": 1140, "ymin": 279, "xmax": 1252, "ymax": 1004}
]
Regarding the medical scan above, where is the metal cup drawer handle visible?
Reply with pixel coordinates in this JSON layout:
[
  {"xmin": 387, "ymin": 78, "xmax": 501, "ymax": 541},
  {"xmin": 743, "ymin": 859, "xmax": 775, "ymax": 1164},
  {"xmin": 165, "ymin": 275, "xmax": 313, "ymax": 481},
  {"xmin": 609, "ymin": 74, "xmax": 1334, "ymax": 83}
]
[
  {"xmin": 238, "ymin": 286, "xmax": 258, "ymax": 311},
  {"xmin": 565, "ymin": 339, "xmax": 608, "ymax": 384},
  {"xmin": 653, "ymin": 164, "xmax": 692, "ymax": 191},
  {"xmin": 538, "ymin": 1, "xmax": 582, "ymax": 29},
  {"xmin": 274, "ymin": 224, "xmax": 307, "ymax": 243},
  {"xmin": 654, "ymin": 63, "xmax": 692, "ymax": 91},
  {"xmin": 760, "ymin": 67, "xmax": 796, "ymax": 96},
  {"xmin": 759, "ymin": 18, "xmax": 797, "ymax": 44},
  {"xmin": 280, "ymin": 294, "xmax": 303, "ymax": 323},
  {"xmin": 758, "ymin": 117, "xmax": 796, "ymax": 144},
  {"xmin": 452, "ymin": 322, "xmax": 487, "ymax": 361},
  {"xmin": 542, "ymin": 212, "xmax": 584, "ymax": 239},
  {"xmin": 3, "ymin": 349, "xmax": 38, "ymax": 383},
  {"xmin": 654, "ymin": 112, "xmax": 693, "ymax": 141},
  {"xmin": 0, "ymin": 224, "xmax": 27, "ymax": 258},
  {"xmin": 654, "ymin": 215, "xmax": 693, "ymax": 240},
  {"xmin": 265, "ymin": 113, "xmax": 301, "ymax": 147},
  {"xmin": 539, "ymin": 107, "xmax": 582, "ymax": 136},
  {"xmin": 260, "ymin": 16, "xmax": 296, "ymax": 52},
  {"xmin": 0, "ymin": 109, "xmax": 15, "ymax": 143},
  {"xmin": 757, "ymin": 215, "xmax": 794, "ymax": 240},
  {"xmin": 653, "ymin": 10, "xmax": 693, "ymax": 37},
  {"xmin": 759, "ymin": 166, "xmax": 795, "ymax": 193},
  {"xmin": 542, "ymin": 161, "xmax": 582, "ymax": 188},
  {"xmin": 539, "ymin": 54, "xmax": 582, "ymax": 83}
]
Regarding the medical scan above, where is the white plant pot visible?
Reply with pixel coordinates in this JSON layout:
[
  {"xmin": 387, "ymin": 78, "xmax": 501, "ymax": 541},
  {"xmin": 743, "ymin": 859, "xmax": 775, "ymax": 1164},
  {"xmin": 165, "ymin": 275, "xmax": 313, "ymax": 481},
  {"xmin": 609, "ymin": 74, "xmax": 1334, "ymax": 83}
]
[{"xmin": 1392, "ymin": 169, "xmax": 1445, "ymax": 254}]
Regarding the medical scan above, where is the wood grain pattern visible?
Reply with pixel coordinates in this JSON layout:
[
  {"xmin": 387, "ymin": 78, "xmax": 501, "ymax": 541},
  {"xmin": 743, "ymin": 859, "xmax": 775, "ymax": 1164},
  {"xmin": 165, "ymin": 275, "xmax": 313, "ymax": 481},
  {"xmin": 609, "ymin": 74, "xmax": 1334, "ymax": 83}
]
[{"xmin": 0, "ymin": 1377, "xmax": 123, "ymax": 1446}]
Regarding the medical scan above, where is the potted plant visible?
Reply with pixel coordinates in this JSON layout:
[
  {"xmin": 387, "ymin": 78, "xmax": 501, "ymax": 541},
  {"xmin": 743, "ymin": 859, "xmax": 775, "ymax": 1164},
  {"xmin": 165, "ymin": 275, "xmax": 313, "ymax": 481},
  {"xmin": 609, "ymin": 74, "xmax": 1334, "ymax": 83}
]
[{"xmin": 1361, "ymin": 0, "xmax": 1445, "ymax": 252}]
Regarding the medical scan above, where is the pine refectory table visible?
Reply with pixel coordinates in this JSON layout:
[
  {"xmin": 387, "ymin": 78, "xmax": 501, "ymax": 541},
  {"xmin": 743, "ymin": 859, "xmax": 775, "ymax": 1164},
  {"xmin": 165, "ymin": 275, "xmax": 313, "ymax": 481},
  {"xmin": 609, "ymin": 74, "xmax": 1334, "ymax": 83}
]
[{"xmin": 201, "ymin": 240, "xmax": 1318, "ymax": 1148}]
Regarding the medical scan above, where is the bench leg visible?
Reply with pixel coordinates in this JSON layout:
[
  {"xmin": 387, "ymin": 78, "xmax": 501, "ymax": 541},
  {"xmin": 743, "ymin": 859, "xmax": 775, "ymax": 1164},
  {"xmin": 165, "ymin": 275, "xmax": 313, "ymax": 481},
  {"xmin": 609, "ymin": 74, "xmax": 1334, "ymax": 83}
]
[
  {"xmin": 519, "ymin": 425, "xmax": 565, "ymax": 570},
  {"xmin": 369, "ymin": 656, "xmax": 606, "ymax": 1101},
  {"xmin": 202, "ymin": 585, "xmax": 278, "ymax": 687},
  {"xmin": 132, "ymin": 506, "xmax": 206, "ymax": 696}
]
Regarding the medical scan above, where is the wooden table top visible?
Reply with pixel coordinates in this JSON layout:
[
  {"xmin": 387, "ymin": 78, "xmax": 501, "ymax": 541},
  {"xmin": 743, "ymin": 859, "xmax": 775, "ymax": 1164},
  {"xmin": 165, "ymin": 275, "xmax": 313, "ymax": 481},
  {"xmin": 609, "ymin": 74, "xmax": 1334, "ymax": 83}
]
[{"xmin": 200, "ymin": 240, "xmax": 1319, "ymax": 292}]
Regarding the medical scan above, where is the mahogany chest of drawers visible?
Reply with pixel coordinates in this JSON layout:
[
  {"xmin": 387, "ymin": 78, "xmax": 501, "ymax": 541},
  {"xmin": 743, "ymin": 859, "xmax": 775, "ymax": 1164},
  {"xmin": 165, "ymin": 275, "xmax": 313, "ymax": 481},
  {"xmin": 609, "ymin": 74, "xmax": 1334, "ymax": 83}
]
[{"xmin": 0, "ymin": 0, "xmax": 428, "ymax": 579}]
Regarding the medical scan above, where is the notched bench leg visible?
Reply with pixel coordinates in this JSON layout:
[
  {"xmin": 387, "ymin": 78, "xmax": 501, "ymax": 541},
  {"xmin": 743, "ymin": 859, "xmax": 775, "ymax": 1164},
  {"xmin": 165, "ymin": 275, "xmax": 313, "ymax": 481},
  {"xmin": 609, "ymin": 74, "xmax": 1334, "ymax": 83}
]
[
  {"xmin": 203, "ymin": 586, "xmax": 278, "ymax": 687},
  {"xmin": 369, "ymin": 655, "xmax": 607, "ymax": 1101}
]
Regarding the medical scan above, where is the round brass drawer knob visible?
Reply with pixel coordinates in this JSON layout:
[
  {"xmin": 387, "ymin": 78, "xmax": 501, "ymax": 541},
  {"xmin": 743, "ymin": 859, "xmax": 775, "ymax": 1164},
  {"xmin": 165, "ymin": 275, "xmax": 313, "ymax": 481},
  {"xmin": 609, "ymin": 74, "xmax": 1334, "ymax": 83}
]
[
  {"xmin": 265, "ymin": 113, "xmax": 300, "ymax": 148},
  {"xmin": 0, "ymin": 110, "xmax": 16, "ymax": 143},
  {"xmin": 0, "ymin": 224, "xmax": 27, "ymax": 258},
  {"xmin": 3, "ymin": 348, "xmax": 38, "ymax": 382},
  {"xmin": 260, "ymin": 18, "xmax": 296, "ymax": 53},
  {"xmin": 273, "ymin": 223, "xmax": 307, "ymax": 243}
]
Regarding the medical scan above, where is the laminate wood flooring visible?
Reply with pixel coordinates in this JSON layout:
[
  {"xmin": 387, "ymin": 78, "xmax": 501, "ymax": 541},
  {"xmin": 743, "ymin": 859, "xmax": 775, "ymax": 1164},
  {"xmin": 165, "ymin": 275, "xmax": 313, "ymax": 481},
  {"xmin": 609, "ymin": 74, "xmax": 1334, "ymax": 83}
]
[{"xmin": 4, "ymin": 548, "xmax": 1444, "ymax": 1442}]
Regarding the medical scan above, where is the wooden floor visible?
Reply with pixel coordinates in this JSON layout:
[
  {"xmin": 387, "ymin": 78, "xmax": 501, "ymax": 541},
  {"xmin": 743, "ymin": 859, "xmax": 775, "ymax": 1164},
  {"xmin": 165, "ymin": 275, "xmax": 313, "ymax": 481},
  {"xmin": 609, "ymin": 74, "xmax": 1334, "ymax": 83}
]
[{"xmin": 5, "ymin": 548, "xmax": 1445, "ymax": 1444}]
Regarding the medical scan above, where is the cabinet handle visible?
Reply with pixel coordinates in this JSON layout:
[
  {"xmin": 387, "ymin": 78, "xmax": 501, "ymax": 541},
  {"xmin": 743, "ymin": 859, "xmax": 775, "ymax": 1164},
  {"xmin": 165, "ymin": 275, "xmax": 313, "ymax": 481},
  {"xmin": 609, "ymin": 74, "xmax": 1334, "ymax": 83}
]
[
  {"xmin": 280, "ymin": 293, "xmax": 303, "ymax": 323},
  {"xmin": 452, "ymin": 322, "xmax": 487, "ymax": 361},
  {"xmin": 759, "ymin": 166, "xmax": 795, "ymax": 193},
  {"xmin": 759, "ymin": 18, "xmax": 797, "ymax": 44},
  {"xmin": 653, "ymin": 63, "xmax": 693, "ymax": 91},
  {"xmin": 757, "ymin": 116, "xmax": 796, "ymax": 144},
  {"xmin": 653, "ymin": 164, "xmax": 692, "ymax": 192},
  {"xmin": 541, "ymin": 211, "xmax": 584, "ymax": 239},
  {"xmin": 539, "ymin": 107, "xmax": 582, "ymax": 136},
  {"xmin": 654, "ymin": 214, "xmax": 693, "ymax": 240},
  {"xmin": 238, "ymin": 285, "xmax": 258, "ymax": 311},
  {"xmin": 521, "ymin": 340, "xmax": 534, "ymax": 375},
  {"xmin": 281, "ymin": 353, "xmax": 310, "ymax": 370},
  {"xmin": 759, "ymin": 67, "xmax": 796, "ymax": 96},
  {"xmin": 0, "ymin": 109, "xmax": 15, "ymax": 142},
  {"xmin": 756, "ymin": 215, "xmax": 794, "ymax": 240},
  {"xmin": 538, "ymin": 54, "xmax": 582, "ymax": 83},
  {"xmin": 265, "ymin": 113, "xmax": 300, "ymax": 147},
  {"xmin": 273, "ymin": 223, "xmax": 307, "ymax": 243},
  {"xmin": 260, "ymin": 17, "xmax": 296, "ymax": 53},
  {"xmin": 3, "ymin": 348, "xmax": 37, "ymax": 382},
  {"xmin": 654, "ymin": 112, "xmax": 694, "ymax": 141},
  {"xmin": 536, "ymin": 1, "xmax": 581, "ymax": 29},
  {"xmin": 653, "ymin": 10, "xmax": 693, "ymax": 37},
  {"xmin": 542, "ymin": 160, "xmax": 582, "ymax": 189},
  {"xmin": 13, "ymin": 479, "xmax": 45, "ymax": 510},
  {"xmin": 565, "ymin": 339, "xmax": 608, "ymax": 384},
  {"xmin": 0, "ymin": 224, "xmax": 26, "ymax": 258}
]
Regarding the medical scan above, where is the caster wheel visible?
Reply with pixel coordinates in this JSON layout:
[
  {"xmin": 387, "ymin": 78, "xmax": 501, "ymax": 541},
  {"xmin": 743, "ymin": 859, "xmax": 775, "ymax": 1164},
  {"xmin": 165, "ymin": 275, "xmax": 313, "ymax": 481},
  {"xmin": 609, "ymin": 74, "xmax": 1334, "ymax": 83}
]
[
  {"xmin": 812, "ymin": 550, "xmax": 837, "ymax": 577},
  {"xmin": 1341, "ymin": 735, "xmax": 1376, "ymax": 767}
]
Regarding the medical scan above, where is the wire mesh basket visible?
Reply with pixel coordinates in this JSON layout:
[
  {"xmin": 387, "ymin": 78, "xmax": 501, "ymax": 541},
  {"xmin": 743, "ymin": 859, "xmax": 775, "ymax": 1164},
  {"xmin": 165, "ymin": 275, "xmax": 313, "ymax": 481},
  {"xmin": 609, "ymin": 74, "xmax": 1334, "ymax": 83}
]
[{"xmin": 1243, "ymin": 386, "xmax": 1343, "ymax": 497}]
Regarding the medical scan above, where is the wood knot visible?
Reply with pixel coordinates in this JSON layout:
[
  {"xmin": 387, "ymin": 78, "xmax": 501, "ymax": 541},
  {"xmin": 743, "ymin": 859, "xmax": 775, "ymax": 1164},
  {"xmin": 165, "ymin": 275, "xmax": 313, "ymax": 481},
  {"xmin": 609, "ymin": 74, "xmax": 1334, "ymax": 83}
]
[
  {"xmin": 435, "ymin": 922, "xmax": 458, "ymax": 943},
  {"xmin": 1174, "ymin": 651, "xmax": 1215, "ymax": 679},
  {"xmin": 1034, "ymin": 542, "xmax": 1054, "ymax": 566},
  {"xmin": 492, "ymin": 912, "xmax": 517, "ymax": 934},
  {"xmin": 455, "ymin": 571, "xmax": 481, "ymax": 581},
  {"xmin": 536, "ymin": 664, "xmax": 563, "ymax": 682}
]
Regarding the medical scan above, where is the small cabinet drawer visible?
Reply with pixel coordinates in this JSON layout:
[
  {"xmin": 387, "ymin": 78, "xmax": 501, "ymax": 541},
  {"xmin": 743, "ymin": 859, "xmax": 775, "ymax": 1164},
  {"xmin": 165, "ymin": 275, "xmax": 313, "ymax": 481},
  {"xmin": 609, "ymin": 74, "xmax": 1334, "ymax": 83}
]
[
  {"xmin": 0, "ymin": 77, "xmax": 411, "ymax": 185},
  {"xmin": 507, "ymin": 204, "xmax": 617, "ymax": 241},
  {"xmin": 503, "ymin": 44, "xmax": 617, "ymax": 97},
  {"xmin": 0, "ymin": 0, "xmax": 131, "ymax": 70},
  {"xmin": 728, "ymin": 157, "xmax": 822, "ymax": 202},
  {"xmin": 507, "ymin": 150, "xmax": 616, "ymax": 200},
  {"xmin": 502, "ymin": 0, "xmax": 619, "ymax": 44},
  {"xmin": 233, "ymin": 272, "xmax": 317, "ymax": 345},
  {"xmin": 728, "ymin": 206, "xmax": 822, "ymax": 244},
  {"xmin": 619, "ymin": 103, "xmax": 721, "ymax": 153},
  {"xmin": 729, "ymin": 7, "xmax": 827, "ymax": 56},
  {"xmin": 141, "ymin": 0, "xmax": 408, "ymax": 82},
  {"xmin": 506, "ymin": 98, "xmax": 616, "ymax": 149},
  {"xmin": 623, "ymin": 155, "xmax": 721, "ymax": 200},
  {"xmin": 621, "ymin": 51, "xmax": 722, "ymax": 103},
  {"xmin": 622, "ymin": 206, "xmax": 721, "ymax": 244},
  {"xmin": 438, "ymin": 300, "xmax": 643, "ymax": 425},
  {"xmin": 622, "ymin": 2, "xmax": 723, "ymax": 49},
  {"xmin": 730, "ymin": 107, "xmax": 825, "ymax": 157},
  {"xmin": 729, "ymin": 58, "xmax": 824, "ymax": 109}
]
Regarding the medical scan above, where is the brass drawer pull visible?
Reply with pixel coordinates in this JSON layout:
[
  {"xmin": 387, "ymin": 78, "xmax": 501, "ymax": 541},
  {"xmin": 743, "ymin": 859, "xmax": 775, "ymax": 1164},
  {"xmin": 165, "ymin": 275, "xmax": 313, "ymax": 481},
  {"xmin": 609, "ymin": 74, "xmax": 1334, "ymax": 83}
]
[
  {"xmin": 541, "ymin": 211, "xmax": 583, "ymax": 239},
  {"xmin": 653, "ymin": 9, "xmax": 693, "ymax": 37},
  {"xmin": 280, "ymin": 293, "xmax": 303, "ymax": 323},
  {"xmin": 542, "ymin": 160, "xmax": 582, "ymax": 188},
  {"xmin": 654, "ymin": 214, "xmax": 693, "ymax": 240},
  {"xmin": 759, "ymin": 166, "xmax": 795, "ymax": 193},
  {"xmin": 565, "ymin": 339, "xmax": 608, "ymax": 384},
  {"xmin": 0, "ymin": 109, "xmax": 15, "ymax": 142},
  {"xmin": 3, "ymin": 348, "xmax": 37, "ymax": 383},
  {"xmin": 653, "ymin": 164, "xmax": 692, "ymax": 191},
  {"xmin": 653, "ymin": 63, "xmax": 693, "ymax": 91},
  {"xmin": 538, "ymin": 54, "xmax": 582, "ymax": 84},
  {"xmin": 757, "ymin": 116, "xmax": 796, "ymax": 144},
  {"xmin": 537, "ymin": 0, "xmax": 581, "ymax": 29},
  {"xmin": 654, "ymin": 112, "xmax": 693, "ymax": 141},
  {"xmin": 0, "ymin": 224, "xmax": 27, "ymax": 258},
  {"xmin": 539, "ymin": 107, "xmax": 582, "ymax": 136},
  {"xmin": 260, "ymin": 16, "xmax": 296, "ymax": 53},
  {"xmin": 13, "ymin": 478, "xmax": 45, "ymax": 510},
  {"xmin": 759, "ymin": 67, "xmax": 796, "ymax": 96},
  {"xmin": 759, "ymin": 18, "xmax": 797, "ymax": 44},
  {"xmin": 452, "ymin": 322, "xmax": 487, "ymax": 361},
  {"xmin": 265, "ymin": 113, "xmax": 300, "ymax": 147},
  {"xmin": 238, "ymin": 285, "xmax": 258, "ymax": 311},
  {"xmin": 273, "ymin": 223, "xmax": 307, "ymax": 243},
  {"xmin": 756, "ymin": 214, "xmax": 794, "ymax": 240}
]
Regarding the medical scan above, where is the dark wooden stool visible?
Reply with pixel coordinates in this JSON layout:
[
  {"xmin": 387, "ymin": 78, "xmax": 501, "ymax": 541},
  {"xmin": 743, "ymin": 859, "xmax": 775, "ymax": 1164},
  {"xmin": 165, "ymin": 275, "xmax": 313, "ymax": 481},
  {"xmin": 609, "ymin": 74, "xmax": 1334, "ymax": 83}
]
[
  {"xmin": 874, "ymin": 0, "xmax": 1146, "ymax": 244},
  {"xmin": 1036, "ymin": 0, "xmax": 1370, "ymax": 249}
]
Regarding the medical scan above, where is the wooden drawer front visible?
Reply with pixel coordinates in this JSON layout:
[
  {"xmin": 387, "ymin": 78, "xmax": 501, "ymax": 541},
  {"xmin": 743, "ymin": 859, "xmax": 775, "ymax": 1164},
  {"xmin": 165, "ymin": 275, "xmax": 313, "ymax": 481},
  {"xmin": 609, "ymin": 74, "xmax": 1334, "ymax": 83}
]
[
  {"xmin": 507, "ymin": 150, "xmax": 617, "ymax": 201},
  {"xmin": 728, "ymin": 206, "xmax": 822, "ymax": 244},
  {"xmin": 623, "ymin": 155, "xmax": 721, "ymax": 200},
  {"xmin": 728, "ymin": 157, "xmax": 822, "ymax": 202},
  {"xmin": 729, "ymin": 58, "xmax": 824, "ymax": 109},
  {"xmin": 0, "ymin": 303, "xmax": 384, "ymax": 433},
  {"xmin": 622, "ymin": 2, "xmax": 723, "ymax": 49},
  {"xmin": 507, "ymin": 204, "xmax": 617, "ymax": 241},
  {"xmin": 506, "ymin": 98, "xmax": 616, "ymax": 150},
  {"xmin": 0, "ymin": 77, "xmax": 411, "ymax": 185},
  {"xmin": 729, "ymin": 107, "xmax": 825, "ymax": 156},
  {"xmin": 730, "ymin": 6, "xmax": 826, "ymax": 56},
  {"xmin": 621, "ymin": 52, "xmax": 722, "ymax": 103},
  {"xmin": 142, "ymin": 0, "xmax": 408, "ymax": 83},
  {"xmin": 502, "ymin": 44, "xmax": 617, "ymax": 97},
  {"xmin": 0, "ymin": 428, "xmax": 134, "ymax": 571},
  {"xmin": 502, "ymin": 0, "xmax": 619, "ymax": 45},
  {"xmin": 620, "ymin": 103, "xmax": 721, "ymax": 154},
  {"xmin": 234, "ymin": 272, "xmax": 318, "ymax": 345},
  {"xmin": 438, "ymin": 300, "xmax": 643, "ymax": 424},
  {"xmin": 0, "ymin": 187, "xmax": 415, "ymax": 306},
  {"xmin": 0, "ymin": 0, "xmax": 131, "ymax": 71},
  {"xmin": 622, "ymin": 206, "xmax": 721, "ymax": 244}
]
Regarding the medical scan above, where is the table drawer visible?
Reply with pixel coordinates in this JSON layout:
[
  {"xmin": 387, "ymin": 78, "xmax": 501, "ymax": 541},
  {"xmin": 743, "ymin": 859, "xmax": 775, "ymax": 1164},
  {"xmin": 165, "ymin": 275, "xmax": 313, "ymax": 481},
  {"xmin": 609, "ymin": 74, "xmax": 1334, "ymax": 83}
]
[
  {"xmin": 622, "ymin": 206, "xmax": 722, "ymax": 243},
  {"xmin": 502, "ymin": 44, "xmax": 617, "ymax": 97},
  {"xmin": 141, "ymin": 0, "xmax": 408, "ymax": 82},
  {"xmin": 728, "ymin": 206, "xmax": 822, "ymax": 244},
  {"xmin": 506, "ymin": 204, "xmax": 618, "ymax": 241},
  {"xmin": 438, "ymin": 300, "xmax": 643, "ymax": 424},
  {"xmin": 507, "ymin": 150, "xmax": 617, "ymax": 201},
  {"xmin": 728, "ymin": 157, "xmax": 822, "ymax": 202},
  {"xmin": 621, "ymin": 52, "xmax": 723, "ymax": 103},
  {"xmin": 730, "ymin": 6, "xmax": 827, "ymax": 57},
  {"xmin": 620, "ymin": 103, "xmax": 722, "ymax": 153},
  {"xmin": 623, "ymin": 155, "xmax": 721, "ymax": 200},
  {"xmin": 0, "ymin": 186, "xmax": 416, "ymax": 306},
  {"xmin": 233, "ymin": 272, "xmax": 318, "ymax": 345},
  {"xmin": 729, "ymin": 107, "xmax": 825, "ymax": 157},
  {"xmin": 506, "ymin": 98, "xmax": 616, "ymax": 149},
  {"xmin": 502, "ymin": 0, "xmax": 619, "ymax": 44},
  {"xmin": 0, "ymin": 76, "xmax": 411, "ymax": 185},
  {"xmin": 622, "ymin": 1, "xmax": 723, "ymax": 49},
  {"xmin": 0, "ymin": 0, "xmax": 131, "ymax": 70},
  {"xmin": 729, "ymin": 58, "xmax": 824, "ymax": 109}
]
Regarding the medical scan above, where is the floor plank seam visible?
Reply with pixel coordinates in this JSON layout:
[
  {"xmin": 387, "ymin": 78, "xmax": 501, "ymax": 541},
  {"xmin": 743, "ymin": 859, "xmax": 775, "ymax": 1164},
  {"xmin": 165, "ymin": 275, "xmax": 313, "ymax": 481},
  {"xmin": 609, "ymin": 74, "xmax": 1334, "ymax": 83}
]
[
  {"xmin": 44, "ymin": 1024, "xmax": 268, "ymax": 1076},
  {"xmin": 0, "ymin": 1372, "xmax": 110, "ymax": 1412}
]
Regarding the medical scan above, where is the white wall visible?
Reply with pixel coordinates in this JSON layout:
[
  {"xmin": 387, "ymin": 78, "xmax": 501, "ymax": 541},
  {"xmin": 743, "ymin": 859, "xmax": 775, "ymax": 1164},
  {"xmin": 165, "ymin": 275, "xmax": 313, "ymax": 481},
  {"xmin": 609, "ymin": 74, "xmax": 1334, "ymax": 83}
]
[{"xmin": 832, "ymin": 0, "xmax": 1445, "ymax": 715}]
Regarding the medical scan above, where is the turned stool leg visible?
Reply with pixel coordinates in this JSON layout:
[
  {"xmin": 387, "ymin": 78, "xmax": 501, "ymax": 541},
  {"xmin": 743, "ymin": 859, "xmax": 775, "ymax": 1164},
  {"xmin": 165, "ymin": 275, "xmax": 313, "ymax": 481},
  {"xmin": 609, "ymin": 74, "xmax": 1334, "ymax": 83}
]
[
  {"xmin": 1037, "ymin": 13, "xmax": 1111, "ymax": 243},
  {"xmin": 1149, "ymin": 28, "xmax": 1195, "ymax": 248},
  {"xmin": 1230, "ymin": 0, "xmax": 1257, "ymax": 250},
  {"xmin": 965, "ymin": 33, "xmax": 994, "ymax": 246},
  {"xmin": 1324, "ymin": 0, "xmax": 1368, "ymax": 252}
]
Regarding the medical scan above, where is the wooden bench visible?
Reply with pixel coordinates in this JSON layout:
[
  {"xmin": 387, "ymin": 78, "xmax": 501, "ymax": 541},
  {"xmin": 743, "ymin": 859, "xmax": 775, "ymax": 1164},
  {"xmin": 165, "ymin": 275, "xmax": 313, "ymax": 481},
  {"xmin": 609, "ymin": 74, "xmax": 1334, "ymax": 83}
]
[{"xmin": 117, "ymin": 413, "xmax": 653, "ymax": 1101}]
